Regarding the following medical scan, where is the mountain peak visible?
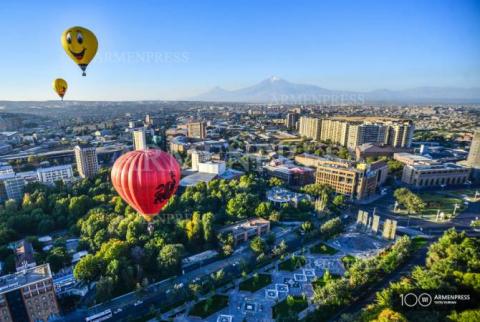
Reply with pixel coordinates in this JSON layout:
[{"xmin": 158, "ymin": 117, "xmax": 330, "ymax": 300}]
[{"xmin": 267, "ymin": 76, "xmax": 283, "ymax": 82}]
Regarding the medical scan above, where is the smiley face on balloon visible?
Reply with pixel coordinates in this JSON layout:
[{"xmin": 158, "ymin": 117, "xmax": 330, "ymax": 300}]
[{"xmin": 61, "ymin": 26, "xmax": 98, "ymax": 76}]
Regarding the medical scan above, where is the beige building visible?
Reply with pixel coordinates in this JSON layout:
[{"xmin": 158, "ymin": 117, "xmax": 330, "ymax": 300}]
[
  {"xmin": 217, "ymin": 218, "xmax": 270, "ymax": 246},
  {"xmin": 298, "ymin": 117, "xmax": 321, "ymax": 141},
  {"xmin": 295, "ymin": 153, "xmax": 323, "ymax": 168},
  {"xmin": 0, "ymin": 264, "xmax": 59, "ymax": 322},
  {"xmin": 132, "ymin": 128, "xmax": 147, "ymax": 150},
  {"xmin": 314, "ymin": 157, "xmax": 388, "ymax": 200},
  {"xmin": 74, "ymin": 145, "xmax": 99, "ymax": 178},
  {"xmin": 401, "ymin": 163, "xmax": 470, "ymax": 188},
  {"xmin": 320, "ymin": 118, "xmax": 349, "ymax": 145},
  {"xmin": 187, "ymin": 122, "xmax": 206, "ymax": 139},
  {"xmin": 299, "ymin": 116, "xmax": 414, "ymax": 150}
]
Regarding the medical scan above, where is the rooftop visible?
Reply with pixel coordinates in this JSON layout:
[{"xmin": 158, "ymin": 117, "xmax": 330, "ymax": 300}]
[
  {"xmin": 179, "ymin": 172, "xmax": 217, "ymax": 187},
  {"xmin": 0, "ymin": 264, "xmax": 52, "ymax": 295},
  {"xmin": 217, "ymin": 218, "xmax": 270, "ymax": 235},
  {"xmin": 410, "ymin": 162, "xmax": 469, "ymax": 171},
  {"xmin": 182, "ymin": 250, "xmax": 219, "ymax": 267}
]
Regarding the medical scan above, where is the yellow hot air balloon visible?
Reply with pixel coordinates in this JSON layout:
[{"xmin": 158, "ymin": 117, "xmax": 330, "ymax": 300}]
[
  {"xmin": 61, "ymin": 26, "xmax": 98, "ymax": 76},
  {"xmin": 53, "ymin": 78, "xmax": 68, "ymax": 100}
]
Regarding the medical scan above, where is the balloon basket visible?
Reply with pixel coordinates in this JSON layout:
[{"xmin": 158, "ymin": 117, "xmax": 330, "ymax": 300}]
[{"xmin": 147, "ymin": 222, "xmax": 154, "ymax": 235}]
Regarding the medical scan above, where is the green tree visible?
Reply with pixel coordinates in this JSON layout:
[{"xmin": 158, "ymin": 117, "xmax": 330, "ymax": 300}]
[
  {"xmin": 320, "ymin": 217, "xmax": 343, "ymax": 239},
  {"xmin": 73, "ymin": 255, "xmax": 103, "ymax": 289},
  {"xmin": 226, "ymin": 193, "xmax": 257, "ymax": 218},
  {"xmin": 255, "ymin": 202, "xmax": 273, "ymax": 219},
  {"xmin": 202, "ymin": 212, "xmax": 214, "ymax": 243},
  {"xmin": 268, "ymin": 177, "xmax": 284, "ymax": 187},
  {"xmin": 250, "ymin": 236, "xmax": 266, "ymax": 255},
  {"xmin": 46, "ymin": 247, "xmax": 72, "ymax": 273},
  {"xmin": 157, "ymin": 244, "xmax": 184, "ymax": 276}
]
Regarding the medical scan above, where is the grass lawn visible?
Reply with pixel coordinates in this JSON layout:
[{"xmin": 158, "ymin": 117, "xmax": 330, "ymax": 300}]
[
  {"xmin": 310, "ymin": 243, "xmax": 338, "ymax": 255},
  {"xmin": 444, "ymin": 188, "xmax": 479, "ymax": 201},
  {"xmin": 189, "ymin": 295, "xmax": 228, "ymax": 319},
  {"xmin": 238, "ymin": 273, "xmax": 272, "ymax": 292},
  {"xmin": 278, "ymin": 255, "xmax": 306, "ymax": 271},
  {"xmin": 418, "ymin": 194, "xmax": 466, "ymax": 221},
  {"xmin": 272, "ymin": 295, "xmax": 308, "ymax": 319},
  {"xmin": 396, "ymin": 193, "xmax": 466, "ymax": 222}
]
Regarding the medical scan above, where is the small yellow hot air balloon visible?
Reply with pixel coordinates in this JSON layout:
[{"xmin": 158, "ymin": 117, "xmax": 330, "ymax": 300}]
[
  {"xmin": 61, "ymin": 26, "xmax": 98, "ymax": 76},
  {"xmin": 53, "ymin": 78, "xmax": 68, "ymax": 100}
]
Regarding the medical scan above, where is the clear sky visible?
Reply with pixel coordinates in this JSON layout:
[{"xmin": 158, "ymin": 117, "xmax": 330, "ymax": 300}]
[{"xmin": 0, "ymin": 0, "xmax": 479, "ymax": 100}]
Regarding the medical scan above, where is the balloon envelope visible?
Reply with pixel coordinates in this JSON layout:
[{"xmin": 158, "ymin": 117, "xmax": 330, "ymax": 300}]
[
  {"xmin": 52, "ymin": 78, "xmax": 68, "ymax": 100},
  {"xmin": 61, "ymin": 26, "xmax": 98, "ymax": 76},
  {"xmin": 111, "ymin": 149, "xmax": 181, "ymax": 221}
]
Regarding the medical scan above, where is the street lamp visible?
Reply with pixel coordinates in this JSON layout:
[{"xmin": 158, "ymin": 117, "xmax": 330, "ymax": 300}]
[{"xmin": 453, "ymin": 203, "xmax": 459, "ymax": 217}]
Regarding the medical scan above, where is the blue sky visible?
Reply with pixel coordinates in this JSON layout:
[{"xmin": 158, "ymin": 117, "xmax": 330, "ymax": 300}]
[{"xmin": 0, "ymin": 0, "xmax": 479, "ymax": 100}]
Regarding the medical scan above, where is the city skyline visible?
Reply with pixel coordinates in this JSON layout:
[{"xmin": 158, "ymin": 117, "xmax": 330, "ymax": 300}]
[{"xmin": 0, "ymin": 0, "xmax": 479, "ymax": 100}]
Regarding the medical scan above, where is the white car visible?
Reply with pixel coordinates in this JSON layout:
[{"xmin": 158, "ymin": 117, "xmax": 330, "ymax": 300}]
[
  {"xmin": 134, "ymin": 300, "xmax": 143, "ymax": 306},
  {"xmin": 113, "ymin": 308, "xmax": 123, "ymax": 314}
]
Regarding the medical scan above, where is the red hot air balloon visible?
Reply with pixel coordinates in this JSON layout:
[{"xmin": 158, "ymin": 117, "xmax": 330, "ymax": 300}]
[{"xmin": 111, "ymin": 149, "xmax": 181, "ymax": 221}]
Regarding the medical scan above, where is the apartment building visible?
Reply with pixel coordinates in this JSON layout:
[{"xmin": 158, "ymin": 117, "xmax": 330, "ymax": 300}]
[
  {"xmin": 320, "ymin": 118, "xmax": 349, "ymax": 145},
  {"xmin": 132, "ymin": 128, "xmax": 147, "ymax": 150},
  {"xmin": 346, "ymin": 123, "xmax": 387, "ymax": 150},
  {"xmin": 74, "ymin": 145, "xmax": 99, "ymax": 178},
  {"xmin": 0, "ymin": 264, "xmax": 60, "ymax": 322},
  {"xmin": 298, "ymin": 116, "xmax": 414, "ymax": 150},
  {"xmin": 187, "ymin": 122, "xmax": 207, "ymax": 139},
  {"xmin": 37, "ymin": 165, "xmax": 74, "ymax": 185},
  {"xmin": 285, "ymin": 113, "xmax": 299, "ymax": 130},
  {"xmin": 298, "ymin": 117, "xmax": 321, "ymax": 141},
  {"xmin": 0, "ymin": 175, "xmax": 25, "ymax": 201},
  {"xmin": 190, "ymin": 150, "xmax": 212, "ymax": 171}
]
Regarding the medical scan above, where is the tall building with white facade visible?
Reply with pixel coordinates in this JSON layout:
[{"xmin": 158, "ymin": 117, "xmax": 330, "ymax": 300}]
[
  {"xmin": 3, "ymin": 175, "xmax": 25, "ymax": 201},
  {"xmin": 132, "ymin": 128, "xmax": 148, "ymax": 150},
  {"xmin": 191, "ymin": 150, "xmax": 212, "ymax": 171},
  {"xmin": 198, "ymin": 161, "xmax": 226, "ymax": 175},
  {"xmin": 37, "ymin": 165, "xmax": 74, "ymax": 185},
  {"xmin": 74, "ymin": 145, "xmax": 99, "ymax": 178},
  {"xmin": 346, "ymin": 123, "xmax": 388, "ymax": 150},
  {"xmin": 298, "ymin": 117, "xmax": 321, "ymax": 141}
]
